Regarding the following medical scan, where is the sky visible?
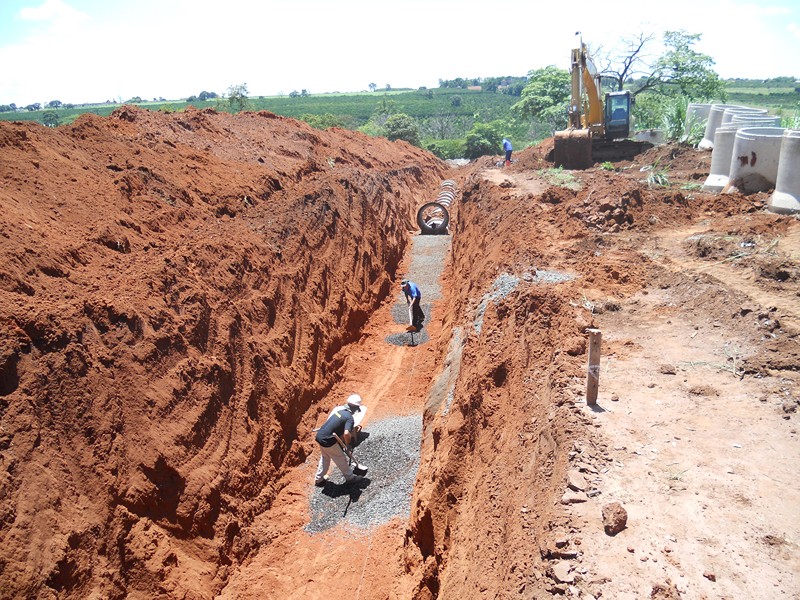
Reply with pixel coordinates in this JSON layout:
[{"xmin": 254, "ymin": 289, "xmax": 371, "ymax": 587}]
[{"xmin": 0, "ymin": 0, "xmax": 798, "ymax": 106}]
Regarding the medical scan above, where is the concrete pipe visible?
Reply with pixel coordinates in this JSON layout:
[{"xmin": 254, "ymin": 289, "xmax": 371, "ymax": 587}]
[
  {"xmin": 768, "ymin": 129, "xmax": 800, "ymax": 214},
  {"xmin": 685, "ymin": 103, "xmax": 713, "ymax": 137},
  {"xmin": 703, "ymin": 126, "xmax": 738, "ymax": 192},
  {"xmin": 731, "ymin": 114, "xmax": 781, "ymax": 128},
  {"xmin": 724, "ymin": 127, "xmax": 786, "ymax": 194},
  {"xmin": 721, "ymin": 107, "xmax": 767, "ymax": 127},
  {"xmin": 699, "ymin": 104, "xmax": 745, "ymax": 150}
]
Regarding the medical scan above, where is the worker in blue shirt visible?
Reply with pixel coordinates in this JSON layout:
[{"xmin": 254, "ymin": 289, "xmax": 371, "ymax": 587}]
[
  {"xmin": 502, "ymin": 138, "xmax": 513, "ymax": 166},
  {"xmin": 401, "ymin": 279, "xmax": 425, "ymax": 330}
]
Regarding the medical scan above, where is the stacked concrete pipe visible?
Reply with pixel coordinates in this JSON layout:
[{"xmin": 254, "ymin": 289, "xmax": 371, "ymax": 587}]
[
  {"xmin": 703, "ymin": 126, "xmax": 739, "ymax": 192},
  {"xmin": 768, "ymin": 129, "xmax": 800, "ymax": 214},
  {"xmin": 699, "ymin": 105, "xmax": 744, "ymax": 149},
  {"xmin": 703, "ymin": 115, "xmax": 784, "ymax": 192},
  {"xmin": 721, "ymin": 106, "xmax": 768, "ymax": 127},
  {"xmin": 724, "ymin": 127, "xmax": 786, "ymax": 194},
  {"xmin": 731, "ymin": 114, "xmax": 781, "ymax": 128},
  {"xmin": 417, "ymin": 180, "xmax": 457, "ymax": 235}
]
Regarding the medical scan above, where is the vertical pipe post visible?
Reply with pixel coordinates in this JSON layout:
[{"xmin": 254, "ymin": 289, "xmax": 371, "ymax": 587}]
[{"xmin": 586, "ymin": 328, "xmax": 602, "ymax": 406}]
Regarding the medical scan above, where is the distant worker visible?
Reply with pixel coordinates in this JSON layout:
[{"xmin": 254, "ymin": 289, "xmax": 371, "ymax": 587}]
[
  {"xmin": 502, "ymin": 138, "xmax": 513, "ymax": 166},
  {"xmin": 401, "ymin": 279, "xmax": 425, "ymax": 330},
  {"xmin": 314, "ymin": 394, "xmax": 365, "ymax": 486}
]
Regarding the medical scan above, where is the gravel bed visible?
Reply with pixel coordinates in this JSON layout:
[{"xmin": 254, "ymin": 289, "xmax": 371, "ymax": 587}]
[
  {"xmin": 525, "ymin": 269, "xmax": 576, "ymax": 284},
  {"xmin": 390, "ymin": 302, "xmax": 432, "ymax": 326},
  {"xmin": 305, "ymin": 414, "xmax": 422, "ymax": 534},
  {"xmin": 401, "ymin": 235, "xmax": 450, "ymax": 302},
  {"xmin": 386, "ymin": 234, "xmax": 450, "ymax": 347},
  {"xmin": 385, "ymin": 329, "xmax": 429, "ymax": 347}
]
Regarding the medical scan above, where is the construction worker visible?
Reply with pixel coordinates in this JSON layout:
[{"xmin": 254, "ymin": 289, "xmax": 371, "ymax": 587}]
[
  {"xmin": 502, "ymin": 138, "xmax": 513, "ymax": 166},
  {"xmin": 314, "ymin": 394, "xmax": 365, "ymax": 486},
  {"xmin": 401, "ymin": 279, "xmax": 425, "ymax": 330}
]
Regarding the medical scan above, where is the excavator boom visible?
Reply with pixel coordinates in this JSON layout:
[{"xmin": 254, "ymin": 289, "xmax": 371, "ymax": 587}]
[{"xmin": 555, "ymin": 40, "xmax": 651, "ymax": 169}]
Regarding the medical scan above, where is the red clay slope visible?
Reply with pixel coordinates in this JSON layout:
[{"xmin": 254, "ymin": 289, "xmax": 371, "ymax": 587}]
[{"xmin": 0, "ymin": 107, "xmax": 445, "ymax": 598}]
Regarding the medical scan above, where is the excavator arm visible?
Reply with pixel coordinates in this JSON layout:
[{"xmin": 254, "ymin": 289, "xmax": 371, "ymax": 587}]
[{"xmin": 555, "ymin": 40, "xmax": 650, "ymax": 169}]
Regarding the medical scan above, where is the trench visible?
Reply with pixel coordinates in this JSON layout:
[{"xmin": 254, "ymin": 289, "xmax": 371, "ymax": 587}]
[{"xmin": 218, "ymin": 216, "xmax": 456, "ymax": 599}]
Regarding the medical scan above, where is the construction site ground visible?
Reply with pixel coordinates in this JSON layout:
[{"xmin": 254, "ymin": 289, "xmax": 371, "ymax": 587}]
[{"xmin": 0, "ymin": 108, "xmax": 798, "ymax": 599}]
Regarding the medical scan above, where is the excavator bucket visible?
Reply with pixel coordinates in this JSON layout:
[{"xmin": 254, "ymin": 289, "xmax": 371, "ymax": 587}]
[{"xmin": 554, "ymin": 129, "xmax": 593, "ymax": 170}]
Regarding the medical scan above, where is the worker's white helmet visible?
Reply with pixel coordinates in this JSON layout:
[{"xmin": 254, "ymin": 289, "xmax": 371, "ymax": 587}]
[{"xmin": 347, "ymin": 394, "xmax": 362, "ymax": 407}]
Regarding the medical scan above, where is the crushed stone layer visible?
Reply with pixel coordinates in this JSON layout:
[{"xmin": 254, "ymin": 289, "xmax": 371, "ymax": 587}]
[
  {"xmin": 387, "ymin": 234, "xmax": 450, "ymax": 347},
  {"xmin": 305, "ymin": 414, "xmax": 422, "ymax": 533}
]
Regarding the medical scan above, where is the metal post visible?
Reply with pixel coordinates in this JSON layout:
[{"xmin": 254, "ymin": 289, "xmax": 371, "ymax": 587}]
[{"xmin": 586, "ymin": 328, "xmax": 602, "ymax": 406}]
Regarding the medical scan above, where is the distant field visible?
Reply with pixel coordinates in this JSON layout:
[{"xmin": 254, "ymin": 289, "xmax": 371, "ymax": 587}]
[
  {"xmin": 0, "ymin": 88, "xmax": 518, "ymax": 128},
  {"xmin": 2, "ymin": 79, "xmax": 796, "ymax": 132}
]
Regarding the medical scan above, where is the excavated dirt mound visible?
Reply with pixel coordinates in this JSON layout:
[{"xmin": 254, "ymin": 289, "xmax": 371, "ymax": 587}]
[
  {"xmin": 1, "ymin": 113, "xmax": 799, "ymax": 600},
  {"xmin": 0, "ymin": 107, "xmax": 446, "ymax": 598}
]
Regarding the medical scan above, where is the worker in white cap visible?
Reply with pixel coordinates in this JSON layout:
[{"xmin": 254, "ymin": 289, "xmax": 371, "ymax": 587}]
[{"xmin": 314, "ymin": 394, "xmax": 366, "ymax": 487}]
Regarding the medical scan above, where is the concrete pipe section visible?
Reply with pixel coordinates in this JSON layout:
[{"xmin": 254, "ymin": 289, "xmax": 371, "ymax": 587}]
[
  {"xmin": 769, "ymin": 129, "xmax": 800, "ymax": 214},
  {"xmin": 703, "ymin": 126, "xmax": 738, "ymax": 192},
  {"xmin": 721, "ymin": 107, "xmax": 767, "ymax": 127},
  {"xmin": 699, "ymin": 104, "xmax": 745, "ymax": 150},
  {"xmin": 731, "ymin": 115, "xmax": 781, "ymax": 128},
  {"xmin": 703, "ymin": 116, "xmax": 784, "ymax": 192},
  {"xmin": 685, "ymin": 103, "xmax": 713, "ymax": 137},
  {"xmin": 724, "ymin": 127, "xmax": 786, "ymax": 194}
]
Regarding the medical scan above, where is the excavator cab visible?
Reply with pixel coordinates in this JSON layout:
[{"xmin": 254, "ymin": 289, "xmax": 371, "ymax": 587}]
[{"xmin": 604, "ymin": 91, "xmax": 632, "ymax": 140}]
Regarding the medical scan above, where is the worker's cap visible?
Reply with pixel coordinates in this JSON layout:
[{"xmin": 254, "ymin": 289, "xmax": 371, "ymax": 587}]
[
  {"xmin": 347, "ymin": 394, "xmax": 363, "ymax": 410},
  {"xmin": 401, "ymin": 279, "xmax": 409, "ymax": 286}
]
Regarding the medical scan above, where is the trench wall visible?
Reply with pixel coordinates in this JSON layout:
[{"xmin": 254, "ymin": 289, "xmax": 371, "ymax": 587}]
[{"xmin": 404, "ymin": 174, "xmax": 592, "ymax": 597}]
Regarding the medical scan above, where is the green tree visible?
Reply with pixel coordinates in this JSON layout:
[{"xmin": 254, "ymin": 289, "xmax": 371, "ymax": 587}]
[
  {"xmin": 619, "ymin": 31, "xmax": 725, "ymax": 101},
  {"xmin": 512, "ymin": 66, "xmax": 571, "ymax": 134},
  {"xmin": 368, "ymin": 83, "xmax": 377, "ymax": 92},
  {"xmin": 227, "ymin": 83, "xmax": 249, "ymax": 112},
  {"xmin": 300, "ymin": 113, "xmax": 346, "ymax": 130},
  {"xmin": 464, "ymin": 120, "xmax": 505, "ymax": 159},
  {"xmin": 46, "ymin": 100, "xmax": 62, "ymax": 109},
  {"xmin": 451, "ymin": 95, "xmax": 462, "ymax": 107},
  {"xmin": 384, "ymin": 113, "xmax": 420, "ymax": 146},
  {"xmin": 42, "ymin": 111, "xmax": 60, "ymax": 127}
]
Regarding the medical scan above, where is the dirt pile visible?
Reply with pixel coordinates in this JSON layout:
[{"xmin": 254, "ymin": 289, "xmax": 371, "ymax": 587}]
[{"xmin": 0, "ymin": 107, "xmax": 445, "ymax": 597}]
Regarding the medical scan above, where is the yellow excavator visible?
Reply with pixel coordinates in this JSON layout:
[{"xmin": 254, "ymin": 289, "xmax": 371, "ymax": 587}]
[{"xmin": 553, "ymin": 40, "xmax": 652, "ymax": 169}]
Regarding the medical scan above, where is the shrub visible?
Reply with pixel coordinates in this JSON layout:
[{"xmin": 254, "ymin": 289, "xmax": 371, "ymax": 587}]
[{"xmin": 425, "ymin": 139, "xmax": 466, "ymax": 160}]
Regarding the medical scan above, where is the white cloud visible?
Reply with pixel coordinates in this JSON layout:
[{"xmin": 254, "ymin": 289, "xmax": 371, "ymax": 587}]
[{"xmin": 0, "ymin": 0, "xmax": 796, "ymax": 105}]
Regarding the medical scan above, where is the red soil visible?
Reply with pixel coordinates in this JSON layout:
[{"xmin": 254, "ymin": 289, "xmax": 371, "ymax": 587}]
[{"xmin": 1, "ymin": 108, "xmax": 798, "ymax": 599}]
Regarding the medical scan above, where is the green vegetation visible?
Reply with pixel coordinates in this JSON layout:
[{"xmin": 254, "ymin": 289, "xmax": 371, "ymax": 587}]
[
  {"xmin": 1, "ymin": 39, "xmax": 795, "ymax": 160},
  {"xmin": 537, "ymin": 167, "xmax": 582, "ymax": 190},
  {"xmin": 384, "ymin": 113, "xmax": 420, "ymax": 146},
  {"xmin": 512, "ymin": 66, "xmax": 571, "ymax": 135},
  {"xmin": 644, "ymin": 162, "xmax": 670, "ymax": 188}
]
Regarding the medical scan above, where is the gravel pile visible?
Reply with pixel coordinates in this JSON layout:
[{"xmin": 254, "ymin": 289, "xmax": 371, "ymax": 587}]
[
  {"xmin": 525, "ymin": 269, "xmax": 576, "ymax": 284},
  {"xmin": 386, "ymin": 329, "xmax": 430, "ymax": 347},
  {"xmin": 473, "ymin": 269, "xmax": 577, "ymax": 334},
  {"xmin": 474, "ymin": 272, "xmax": 521, "ymax": 334},
  {"xmin": 305, "ymin": 414, "xmax": 423, "ymax": 534}
]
